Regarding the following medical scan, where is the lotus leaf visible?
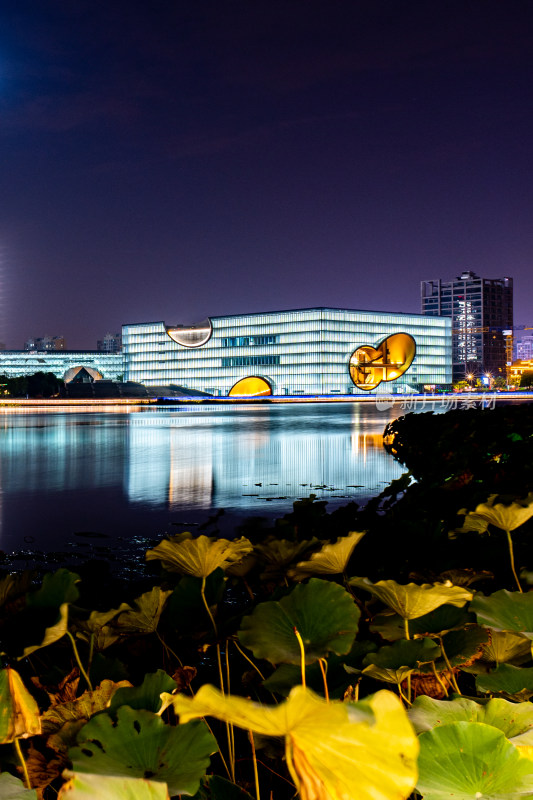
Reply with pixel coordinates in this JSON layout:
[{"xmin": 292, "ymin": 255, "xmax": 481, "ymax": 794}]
[
  {"xmin": 0, "ymin": 667, "xmax": 41, "ymax": 742},
  {"xmin": 113, "ymin": 587, "xmax": 172, "ymax": 635},
  {"xmin": 349, "ymin": 578, "xmax": 472, "ymax": 620},
  {"xmin": 10, "ymin": 570, "xmax": 81, "ymax": 658},
  {"xmin": 0, "ymin": 572, "xmax": 32, "ymax": 608},
  {"xmin": 410, "ymin": 696, "xmax": 533, "ymax": 749},
  {"xmin": 460, "ymin": 493, "xmax": 533, "ymax": 532},
  {"xmin": 70, "ymin": 706, "xmax": 216, "ymax": 796},
  {"xmin": 161, "ymin": 684, "xmax": 418, "ymax": 800},
  {"xmin": 362, "ymin": 638, "xmax": 441, "ymax": 685},
  {"xmin": 58, "ymin": 771, "xmax": 170, "ymax": 799},
  {"xmin": 416, "ymin": 721, "xmax": 533, "ymax": 800},
  {"xmin": 108, "ymin": 670, "xmax": 177, "ymax": 716},
  {"xmin": 288, "ymin": 531, "xmax": 365, "ymax": 580},
  {"xmin": 194, "ymin": 774, "xmax": 254, "ymax": 799},
  {"xmin": 238, "ymin": 577, "xmax": 359, "ymax": 665},
  {"xmin": 431, "ymin": 624, "xmax": 489, "ymax": 671},
  {"xmin": 166, "ymin": 570, "xmax": 226, "ymax": 634},
  {"xmin": 482, "ymin": 630, "xmax": 531, "ymax": 665},
  {"xmin": 0, "ymin": 773, "xmax": 38, "ymax": 799},
  {"xmin": 476, "ymin": 664, "xmax": 533, "ymax": 700},
  {"xmin": 370, "ymin": 605, "xmax": 473, "ymax": 641},
  {"xmin": 74, "ymin": 604, "xmax": 131, "ymax": 650},
  {"xmin": 42, "ymin": 679, "xmax": 132, "ymax": 754},
  {"xmin": 145, "ymin": 534, "xmax": 253, "ymax": 577},
  {"xmin": 254, "ymin": 538, "xmax": 319, "ymax": 578},
  {"xmin": 471, "ymin": 590, "xmax": 533, "ymax": 639}
]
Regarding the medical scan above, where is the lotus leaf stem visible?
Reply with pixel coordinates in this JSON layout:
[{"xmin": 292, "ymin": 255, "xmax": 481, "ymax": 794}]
[
  {"xmin": 200, "ymin": 576, "xmax": 219, "ymax": 637},
  {"xmin": 505, "ymin": 529, "xmax": 522, "ymax": 592},
  {"xmin": 249, "ymin": 730, "xmax": 261, "ymax": 800},
  {"xmin": 233, "ymin": 639, "xmax": 267, "ymax": 682},
  {"xmin": 438, "ymin": 636, "xmax": 461, "ymax": 695},
  {"xmin": 14, "ymin": 737, "xmax": 31, "ymax": 789},
  {"xmin": 65, "ymin": 631, "xmax": 93, "ymax": 692},
  {"xmin": 294, "ymin": 627, "xmax": 306, "ymax": 689},
  {"xmin": 431, "ymin": 660, "xmax": 449, "ymax": 697},
  {"xmin": 318, "ymin": 658, "xmax": 329, "ymax": 702},
  {"xmin": 397, "ymin": 683, "xmax": 411, "ymax": 707},
  {"xmin": 403, "ymin": 619, "xmax": 411, "ymax": 702}
]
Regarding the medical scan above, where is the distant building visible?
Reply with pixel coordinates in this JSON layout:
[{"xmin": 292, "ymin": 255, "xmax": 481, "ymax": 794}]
[
  {"xmin": 24, "ymin": 335, "xmax": 66, "ymax": 351},
  {"xmin": 514, "ymin": 328, "xmax": 533, "ymax": 361},
  {"xmin": 0, "ymin": 351, "xmax": 124, "ymax": 382},
  {"xmin": 421, "ymin": 271, "xmax": 513, "ymax": 381},
  {"xmin": 123, "ymin": 307, "xmax": 452, "ymax": 395},
  {"xmin": 97, "ymin": 332, "xmax": 122, "ymax": 353}
]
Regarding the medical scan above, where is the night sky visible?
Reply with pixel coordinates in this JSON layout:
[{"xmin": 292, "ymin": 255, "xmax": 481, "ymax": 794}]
[{"xmin": 1, "ymin": 0, "xmax": 532, "ymax": 349}]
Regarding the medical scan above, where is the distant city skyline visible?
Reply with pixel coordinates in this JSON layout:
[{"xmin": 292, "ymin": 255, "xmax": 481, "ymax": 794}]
[{"xmin": 1, "ymin": 0, "xmax": 532, "ymax": 348}]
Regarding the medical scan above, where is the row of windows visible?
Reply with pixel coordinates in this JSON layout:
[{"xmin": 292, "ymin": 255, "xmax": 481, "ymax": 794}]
[
  {"xmin": 221, "ymin": 356, "xmax": 281, "ymax": 367},
  {"xmin": 220, "ymin": 335, "xmax": 278, "ymax": 347}
]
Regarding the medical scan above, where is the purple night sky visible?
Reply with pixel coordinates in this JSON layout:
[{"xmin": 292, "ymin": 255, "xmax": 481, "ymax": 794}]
[{"xmin": 1, "ymin": 0, "xmax": 532, "ymax": 349}]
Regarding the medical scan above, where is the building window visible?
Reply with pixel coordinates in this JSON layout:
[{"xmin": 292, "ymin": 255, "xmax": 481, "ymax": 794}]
[
  {"xmin": 220, "ymin": 335, "xmax": 278, "ymax": 347},
  {"xmin": 221, "ymin": 355, "xmax": 280, "ymax": 367}
]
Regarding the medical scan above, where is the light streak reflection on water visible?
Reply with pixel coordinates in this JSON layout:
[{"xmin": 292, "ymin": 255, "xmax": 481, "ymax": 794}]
[{"xmin": 0, "ymin": 403, "xmax": 409, "ymax": 551}]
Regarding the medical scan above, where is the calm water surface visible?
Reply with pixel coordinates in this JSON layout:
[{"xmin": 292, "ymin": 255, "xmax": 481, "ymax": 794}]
[{"xmin": 0, "ymin": 403, "xmax": 412, "ymax": 553}]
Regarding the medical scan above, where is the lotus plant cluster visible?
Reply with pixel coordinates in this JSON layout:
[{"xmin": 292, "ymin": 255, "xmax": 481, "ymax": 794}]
[{"xmin": 1, "ymin": 407, "xmax": 533, "ymax": 799}]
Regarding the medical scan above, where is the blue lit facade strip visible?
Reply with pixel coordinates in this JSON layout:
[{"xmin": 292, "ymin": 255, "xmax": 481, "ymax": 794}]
[{"xmin": 122, "ymin": 308, "xmax": 452, "ymax": 395}]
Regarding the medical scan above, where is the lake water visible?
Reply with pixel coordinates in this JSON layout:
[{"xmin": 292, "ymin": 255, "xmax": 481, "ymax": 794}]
[{"xmin": 0, "ymin": 402, "xmax": 413, "ymax": 555}]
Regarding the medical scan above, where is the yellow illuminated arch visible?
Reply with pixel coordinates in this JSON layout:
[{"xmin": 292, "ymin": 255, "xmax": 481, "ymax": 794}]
[
  {"xmin": 349, "ymin": 333, "xmax": 416, "ymax": 391},
  {"xmin": 228, "ymin": 376, "xmax": 272, "ymax": 397}
]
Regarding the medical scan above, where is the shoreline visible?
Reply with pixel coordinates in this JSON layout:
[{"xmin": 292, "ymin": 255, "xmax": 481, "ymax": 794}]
[{"xmin": 0, "ymin": 390, "xmax": 531, "ymax": 410}]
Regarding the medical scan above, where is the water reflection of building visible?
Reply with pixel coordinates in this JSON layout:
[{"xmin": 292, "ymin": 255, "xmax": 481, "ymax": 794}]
[{"xmin": 125, "ymin": 409, "xmax": 404, "ymax": 512}]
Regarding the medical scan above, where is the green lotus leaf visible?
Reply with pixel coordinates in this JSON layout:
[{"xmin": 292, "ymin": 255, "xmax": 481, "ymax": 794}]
[
  {"xmin": 109, "ymin": 670, "xmax": 177, "ymax": 716},
  {"xmin": 482, "ymin": 630, "xmax": 531, "ymax": 666},
  {"xmin": 471, "ymin": 590, "xmax": 533, "ymax": 639},
  {"xmin": 4, "ymin": 570, "xmax": 81, "ymax": 658},
  {"xmin": 238, "ymin": 578, "xmax": 359, "ymax": 665},
  {"xmin": 370, "ymin": 605, "xmax": 473, "ymax": 641},
  {"xmin": 366, "ymin": 640, "xmax": 442, "ymax": 668},
  {"xmin": 113, "ymin": 587, "xmax": 172, "ymax": 635},
  {"xmin": 416, "ymin": 721, "xmax": 533, "ymax": 800},
  {"xmin": 476, "ymin": 664, "xmax": 533, "ymax": 700},
  {"xmin": 410, "ymin": 696, "xmax": 533, "ymax": 748},
  {"xmin": 288, "ymin": 531, "xmax": 365, "ymax": 580},
  {"xmin": 430, "ymin": 624, "xmax": 490, "ymax": 671},
  {"xmin": 0, "ymin": 666, "xmax": 41, "ymax": 743},
  {"xmin": 254, "ymin": 537, "xmax": 319, "ymax": 579},
  {"xmin": 70, "ymin": 706, "xmax": 216, "ymax": 796},
  {"xmin": 193, "ymin": 775, "xmax": 254, "ymax": 799},
  {"xmin": 58, "ymin": 771, "xmax": 169, "ymax": 799},
  {"xmin": 0, "ymin": 773, "xmax": 38, "ymax": 799},
  {"xmin": 349, "ymin": 578, "xmax": 472, "ymax": 620},
  {"xmin": 166, "ymin": 570, "xmax": 226, "ymax": 634},
  {"xmin": 362, "ymin": 663, "xmax": 415, "ymax": 685}
]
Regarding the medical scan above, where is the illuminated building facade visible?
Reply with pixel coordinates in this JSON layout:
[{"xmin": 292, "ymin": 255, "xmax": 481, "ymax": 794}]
[
  {"xmin": 0, "ymin": 351, "xmax": 124, "ymax": 381},
  {"xmin": 123, "ymin": 308, "xmax": 451, "ymax": 395},
  {"xmin": 421, "ymin": 271, "xmax": 513, "ymax": 381}
]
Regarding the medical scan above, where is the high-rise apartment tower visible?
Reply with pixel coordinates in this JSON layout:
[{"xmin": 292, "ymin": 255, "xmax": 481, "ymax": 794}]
[{"xmin": 421, "ymin": 271, "xmax": 513, "ymax": 381}]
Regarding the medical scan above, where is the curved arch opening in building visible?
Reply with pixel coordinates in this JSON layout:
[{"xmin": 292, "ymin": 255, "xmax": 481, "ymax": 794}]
[
  {"xmin": 166, "ymin": 318, "xmax": 212, "ymax": 348},
  {"xmin": 349, "ymin": 332, "xmax": 416, "ymax": 391},
  {"xmin": 228, "ymin": 376, "xmax": 272, "ymax": 397},
  {"xmin": 63, "ymin": 365, "xmax": 103, "ymax": 383}
]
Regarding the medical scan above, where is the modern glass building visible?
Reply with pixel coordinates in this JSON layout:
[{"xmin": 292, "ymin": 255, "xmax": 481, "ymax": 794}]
[
  {"xmin": 0, "ymin": 351, "xmax": 124, "ymax": 381},
  {"xmin": 123, "ymin": 308, "xmax": 451, "ymax": 396}
]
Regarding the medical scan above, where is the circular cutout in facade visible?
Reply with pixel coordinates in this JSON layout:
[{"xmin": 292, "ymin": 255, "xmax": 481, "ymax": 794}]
[
  {"xmin": 228, "ymin": 376, "xmax": 272, "ymax": 397},
  {"xmin": 167, "ymin": 319, "xmax": 212, "ymax": 348},
  {"xmin": 349, "ymin": 332, "xmax": 416, "ymax": 391}
]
